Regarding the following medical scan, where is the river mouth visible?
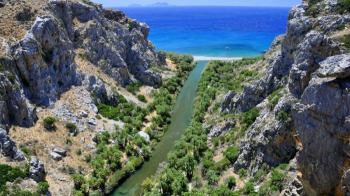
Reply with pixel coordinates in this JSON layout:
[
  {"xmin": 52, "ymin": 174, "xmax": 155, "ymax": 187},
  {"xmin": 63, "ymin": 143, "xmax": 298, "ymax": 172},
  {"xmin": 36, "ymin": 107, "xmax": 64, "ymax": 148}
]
[{"xmin": 112, "ymin": 61, "xmax": 208, "ymax": 196}]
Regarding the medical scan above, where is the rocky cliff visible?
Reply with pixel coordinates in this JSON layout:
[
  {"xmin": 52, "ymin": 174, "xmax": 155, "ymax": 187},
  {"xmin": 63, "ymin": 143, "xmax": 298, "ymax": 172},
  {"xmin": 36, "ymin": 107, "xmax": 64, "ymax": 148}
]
[
  {"xmin": 222, "ymin": 0, "xmax": 350, "ymax": 195},
  {"xmin": 0, "ymin": 0, "xmax": 166, "ymax": 194}
]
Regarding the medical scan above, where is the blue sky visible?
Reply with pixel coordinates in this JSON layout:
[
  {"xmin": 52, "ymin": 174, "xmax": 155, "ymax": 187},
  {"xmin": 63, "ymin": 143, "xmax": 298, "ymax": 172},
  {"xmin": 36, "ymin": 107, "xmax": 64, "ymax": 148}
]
[{"xmin": 91, "ymin": 0, "xmax": 301, "ymax": 7}]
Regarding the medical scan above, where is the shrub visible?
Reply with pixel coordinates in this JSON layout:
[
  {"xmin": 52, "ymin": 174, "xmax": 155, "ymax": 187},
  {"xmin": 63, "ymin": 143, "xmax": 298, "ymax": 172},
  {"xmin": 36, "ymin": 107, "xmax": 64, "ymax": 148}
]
[
  {"xmin": 267, "ymin": 88, "xmax": 283, "ymax": 110},
  {"xmin": 276, "ymin": 110, "xmax": 290, "ymax": 122},
  {"xmin": 224, "ymin": 146, "xmax": 239, "ymax": 163},
  {"xmin": 137, "ymin": 94, "xmax": 147, "ymax": 102},
  {"xmin": 37, "ymin": 181, "xmax": 49, "ymax": 194},
  {"xmin": 238, "ymin": 168, "xmax": 247, "ymax": 178},
  {"xmin": 66, "ymin": 122, "xmax": 78, "ymax": 136},
  {"xmin": 43, "ymin": 116, "xmax": 56, "ymax": 130},
  {"xmin": 339, "ymin": 34, "xmax": 350, "ymax": 52},
  {"xmin": 337, "ymin": 0, "xmax": 350, "ymax": 13},
  {"xmin": 126, "ymin": 82, "xmax": 141, "ymax": 94},
  {"xmin": 0, "ymin": 164, "xmax": 28, "ymax": 191},
  {"xmin": 270, "ymin": 169, "xmax": 285, "ymax": 191},
  {"xmin": 243, "ymin": 180, "xmax": 255, "ymax": 195},
  {"xmin": 226, "ymin": 176, "xmax": 236, "ymax": 189},
  {"xmin": 240, "ymin": 108, "xmax": 260, "ymax": 131}
]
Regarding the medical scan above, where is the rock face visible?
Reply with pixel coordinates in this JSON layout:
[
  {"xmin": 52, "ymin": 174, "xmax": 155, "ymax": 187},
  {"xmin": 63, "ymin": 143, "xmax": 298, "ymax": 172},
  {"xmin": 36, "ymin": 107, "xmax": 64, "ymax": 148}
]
[
  {"xmin": 293, "ymin": 54, "xmax": 350, "ymax": 195},
  {"xmin": 0, "ymin": 0, "xmax": 165, "ymax": 161},
  {"xmin": 220, "ymin": 1, "xmax": 350, "ymax": 195},
  {"xmin": 29, "ymin": 156, "xmax": 45, "ymax": 182},
  {"xmin": 49, "ymin": 0, "xmax": 164, "ymax": 87},
  {"xmin": 234, "ymin": 94, "xmax": 297, "ymax": 174}
]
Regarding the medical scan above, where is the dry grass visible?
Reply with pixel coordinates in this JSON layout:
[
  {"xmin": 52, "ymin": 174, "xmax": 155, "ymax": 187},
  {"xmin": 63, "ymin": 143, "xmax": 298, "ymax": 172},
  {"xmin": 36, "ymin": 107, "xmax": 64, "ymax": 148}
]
[{"xmin": 0, "ymin": 0, "xmax": 48, "ymax": 41}]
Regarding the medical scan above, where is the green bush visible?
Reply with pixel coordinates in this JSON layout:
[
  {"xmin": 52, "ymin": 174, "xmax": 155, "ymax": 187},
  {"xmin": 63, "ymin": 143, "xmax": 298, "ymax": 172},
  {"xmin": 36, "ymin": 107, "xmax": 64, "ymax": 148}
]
[
  {"xmin": 137, "ymin": 94, "xmax": 147, "ymax": 102},
  {"xmin": 238, "ymin": 168, "xmax": 247, "ymax": 178},
  {"xmin": 0, "ymin": 164, "xmax": 28, "ymax": 192},
  {"xmin": 267, "ymin": 88, "xmax": 282, "ymax": 110},
  {"xmin": 224, "ymin": 146, "xmax": 239, "ymax": 163},
  {"xmin": 66, "ymin": 122, "xmax": 78, "ymax": 136},
  {"xmin": 37, "ymin": 181, "xmax": 49, "ymax": 194},
  {"xmin": 337, "ymin": 0, "xmax": 350, "ymax": 13},
  {"xmin": 339, "ymin": 34, "xmax": 350, "ymax": 52},
  {"xmin": 240, "ymin": 108, "xmax": 260, "ymax": 131},
  {"xmin": 276, "ymin": 110, "xmax": 290, "ymax": 122},
  {"xmin": 225, "ymin": 176, "xmax": 237, "ymax": 189},
  {"xmin": 43, "ymin": 116, "xmax": 56, "ymax": 130},
  {"xmin": 126, "ymin": 82, "xmax": 141, "ymax": 95},
  {"xmin": 270, "ymin": 169, "xmax": 285, "ymax": 191},
  {"xmin": 243, "ymin": 180, "xmax": 256, "ymax": 195}
]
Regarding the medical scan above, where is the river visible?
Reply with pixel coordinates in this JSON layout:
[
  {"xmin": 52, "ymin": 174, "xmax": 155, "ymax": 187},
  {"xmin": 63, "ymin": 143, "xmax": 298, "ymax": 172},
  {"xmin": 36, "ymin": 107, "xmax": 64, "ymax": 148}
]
[{"xmin": 112, "ymin": 61, "xmax": 208, "ymax": 196}]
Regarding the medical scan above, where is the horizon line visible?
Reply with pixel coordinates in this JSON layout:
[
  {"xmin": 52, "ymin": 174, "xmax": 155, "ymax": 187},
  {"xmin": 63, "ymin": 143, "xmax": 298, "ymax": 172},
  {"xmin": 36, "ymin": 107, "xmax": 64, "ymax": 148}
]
[{"xmin": 110, "ymin": 5, "xmax": 294, "ymax": 8}]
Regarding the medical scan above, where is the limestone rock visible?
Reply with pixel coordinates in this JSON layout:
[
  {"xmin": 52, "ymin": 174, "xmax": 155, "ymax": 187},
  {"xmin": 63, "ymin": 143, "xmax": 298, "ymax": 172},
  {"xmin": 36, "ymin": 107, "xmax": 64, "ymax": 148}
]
[
  {"xmin": 50, "ymin": 151, "xmax": 63, "ymax": 161},
  {"xmin": 208, "ymin": 121, "xmax": 235, "ymax": 138},
  {"xmin": 52, "ymin": 147, "xmax": 67, "ymax": 157},
  {"xmin": 29, "ymin": 156, "xmax": 45, "ymax": 182},
  {"xmin": 293, "ymin": 54, "xmax": 350, "ymax": 195},
  {"xmin": 234, "ymin": 95, "xmax": 297, "ymax": 174},
  {"xmin": 0, "ymin": 128, "xmax": 25, "ymax": 160},
  {"xmin": 220, "ymin": 91, "xmax": 235, "ymax": 113},
  {"xmin": 137, "ymin": 131, "xmax": 150, "ymax": 143},
  {"xmin": 317, "ymin": 54, "xmax": 350, "ymax": 78}
]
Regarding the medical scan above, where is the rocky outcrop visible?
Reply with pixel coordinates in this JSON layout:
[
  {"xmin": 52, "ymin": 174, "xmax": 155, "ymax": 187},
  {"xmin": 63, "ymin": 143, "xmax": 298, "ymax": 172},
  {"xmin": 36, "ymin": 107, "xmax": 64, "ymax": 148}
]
[
  {"xmin": 84, "ymin": 75, "xmax": 118, "ymax": 105},
  {"xmin": 0, "ymin": 128, "xmax": 25, "ymax": 160},
  {"xmin": 11, "ymin": 15, "xmax": 79, "ymax": 106},
  {"xmin": 29, "ymin": 156, "xmax": 45, "ymax": 182},
  {"xmin": 234, "ymin": 94, "xmax": 297, "ymax": 174},
  {"xmin": 0, "ymin": 0, "xmax": 165, "ymax": 162},
  {"xmin": 221, "ymin": 1, "xmax": 350, "ymax": 195},
  {"xmin": 293, "ymin": 54, "xmax": 350, "ymax": 195},
  {"xmin": 208, "ymin": 120, "xmax": 235, "ymax": 138},
  {"xmin": 49, "ymin": 0, "xmax": 164, "ymax": 87}
]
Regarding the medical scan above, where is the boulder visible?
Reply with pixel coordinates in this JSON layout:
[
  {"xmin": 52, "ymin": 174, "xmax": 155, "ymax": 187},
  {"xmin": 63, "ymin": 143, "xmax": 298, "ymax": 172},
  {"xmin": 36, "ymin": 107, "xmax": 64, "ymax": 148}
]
[
  {"xmin": 52, "ymin": 147, "xmax": 67, "ymax": 157},
  {"xmin": 29, "ymin": 156, "xmax": 45, "ymax": 182},
  {"xmin": 50, "ymin": 151, "xmax": 63, "ymax": 161},
  {"xmin": 137, "ymin": 131, "xmax": 150, "ymax": 143}
]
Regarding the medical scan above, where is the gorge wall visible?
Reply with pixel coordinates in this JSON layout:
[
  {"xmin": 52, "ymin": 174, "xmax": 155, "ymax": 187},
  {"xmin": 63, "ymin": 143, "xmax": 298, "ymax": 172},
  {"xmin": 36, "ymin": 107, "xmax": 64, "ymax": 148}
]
[{"xmin": 222, "ymin": 0, "xmax": 350, "ymax": 195}]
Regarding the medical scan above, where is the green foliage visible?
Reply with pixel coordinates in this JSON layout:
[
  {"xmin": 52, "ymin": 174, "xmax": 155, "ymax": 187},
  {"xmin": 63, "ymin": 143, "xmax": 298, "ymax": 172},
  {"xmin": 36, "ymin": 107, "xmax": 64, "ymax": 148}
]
[
  {"xmin": 238, "ymin": 168, "xmax": 247, "ymax": 178},
  {"xmin": 65, "ymin": 122, "xmax": 77, "ymax": 132},
  {"xmin": 224, "ymin": 146, "xmax": 239, "ymax": 163},
  {"xmin": 66, "ymin": 122, "xmax": 78, "ymax": 136},
  {"xmin": 137, "ymin": 94, "xmax": 147, "ymax": 102},
  {"xmin": 43, "ymin": 116, "xmax": 56, "ymax": 130},
  {"xmin": 270, "ymin": 169, "xmax": 285, "ymax": 191},
  {"xmin": 240, "ymin": 108, "xmax": 260, "ymax": 131},
  {"xmin": 37, "ymin": 182, "xmax": 49, "ymax": 194},
  {"xmin": 243, "ymin": 180, "xmax": 256, "ymax": 195},
  {"xmin": 339, "ymin": 34, "xmax": 350, "ymax": 52},
  {"xmin": 276, "ymin": 109, "xmax": 290, "ymax": 122},
  {"xmin": 337, "ymin": 0, "xmax": 350, "ymax": 13},
  {"xmin": 0, "ymin": 164, "xmax": 28, "ymax": 193},
  {"xmin": 126, "ymin": 82, "xmax": 142, "ymax": 94},
  {"xmin": 267, "ymin": 88, "xmax": 283, "ymax": 110},
  {"xmin": 225, "ymin": 176, "xmax": 237, "ymax": 189}
]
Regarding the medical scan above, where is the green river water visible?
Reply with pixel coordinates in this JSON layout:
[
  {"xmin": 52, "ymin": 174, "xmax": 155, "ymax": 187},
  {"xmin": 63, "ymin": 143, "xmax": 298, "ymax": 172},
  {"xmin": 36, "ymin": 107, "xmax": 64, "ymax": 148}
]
[{"xmin": 113, "ymin": 61, "xmax": 208, "ymax": 196}]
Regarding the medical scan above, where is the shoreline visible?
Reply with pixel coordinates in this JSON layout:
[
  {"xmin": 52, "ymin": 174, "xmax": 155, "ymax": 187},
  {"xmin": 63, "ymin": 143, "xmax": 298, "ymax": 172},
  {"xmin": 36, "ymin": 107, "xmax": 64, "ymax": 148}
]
[{"xmin": 193, "ymin": 56, "xmax": 243, "ymax": 61}]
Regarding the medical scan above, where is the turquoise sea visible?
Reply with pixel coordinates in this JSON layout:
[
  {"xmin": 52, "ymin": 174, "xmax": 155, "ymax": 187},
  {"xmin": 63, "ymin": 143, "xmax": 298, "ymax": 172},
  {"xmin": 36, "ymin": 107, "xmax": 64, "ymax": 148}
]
[{"xmin": 118, "ymin": 6, "xmax": 290, "ymax": 58}]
